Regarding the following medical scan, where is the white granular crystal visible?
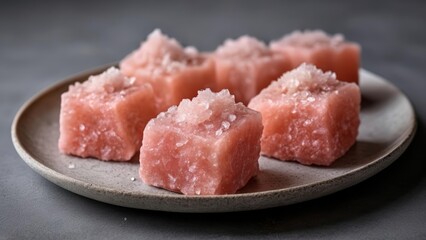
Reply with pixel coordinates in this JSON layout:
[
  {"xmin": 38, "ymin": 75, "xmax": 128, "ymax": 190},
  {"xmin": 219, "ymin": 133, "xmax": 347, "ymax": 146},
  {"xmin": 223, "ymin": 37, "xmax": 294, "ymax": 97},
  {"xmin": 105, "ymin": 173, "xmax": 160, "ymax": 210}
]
[
  {"xmin": 216, "ymin": 36, "xmax": 269, "ymax": 59},
  {"xmin": 215, "ymin": 129, "xmax": 223, "ymax": 136},
  {"xmin": 68, "ymin": 163, "xmax": 75, "ymax": 169},
  {"xmin": 228, "ymin": 114, "xmax": 236, "ymax": 122},
  {"xmin": 313, "ymin": 128, "xmax": 327, "ymax": 134},
  {"xmin": 167, "ymin": 106, "xmax": 178, "ymax": 113},
  {"xmin": 166, "ymin": 61, "xmax": 184, "ymax": 73},
  {"xmin": 129, "ymin": 77, "xmax": 136, "ymax": 85},
  {"xmin": 201, "ymin": 102, "xmax": 209, "ymax": 110},
  {"xmin": 189, "ymin": 164, "xmax": 197, "ymax": 173},
  {"xmin": 184, "ymin": 46, "xmax": 198, "ymax": 55},
  {"xmin": 294, "ymin": 79, "xmax": 300, "ymax": 87},
  {"xmin": 175, "ymin": 113, "xmax": 186, "ymax": 122},
  {"xmin": 195, "ymin": 189, "xmax": 201, "ymax": 195},
  {"xmin": 79, "ymin": 124, "xmax": 85, "ymax": 131},
  {"xmin": 161, "ymin": 54, "xmax": 172, "ymax": 67},
  {"xmin": 145, "ymin": 120, "xmax": 154, "ymax": 130},
  {"xmin": 168, "ymin": 174, "xmax": 177, "ymax": 183},
  {"xmin": 221, "ymin": 121, "xmax": 230, "ymax": 130},
  {"xmin": 272, "ymin": 30, "xmax": 344, "ymax": 49},
  {"xmin": 175, "ymin": 139, "xmax": 188, "ymax": 147},
  {"xmin": 130, "ymin": 177, "xmax": 136, "ymax": 181},
  {"xmin": 307, "ymin": 96, "xmax": 315, "ymax": 102},
  {"xmin": 158, "ymin": 112, "xmax": 166, "ymax": 118},
  {"xmin": 101, "ymin": 146, "xmax": 112, "ymax": 156},
  {"xmin": 303, "ymin": 119, "xmax": 312, "ymax": 126}
]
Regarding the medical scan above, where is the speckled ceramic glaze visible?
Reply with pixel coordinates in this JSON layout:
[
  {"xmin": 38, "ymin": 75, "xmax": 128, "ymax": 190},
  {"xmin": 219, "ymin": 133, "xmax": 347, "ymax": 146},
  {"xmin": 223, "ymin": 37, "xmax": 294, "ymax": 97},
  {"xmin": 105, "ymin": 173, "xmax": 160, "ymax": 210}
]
[{"xmin": 12, "ymin": 65, "xmax": 416, "ymax": 213}]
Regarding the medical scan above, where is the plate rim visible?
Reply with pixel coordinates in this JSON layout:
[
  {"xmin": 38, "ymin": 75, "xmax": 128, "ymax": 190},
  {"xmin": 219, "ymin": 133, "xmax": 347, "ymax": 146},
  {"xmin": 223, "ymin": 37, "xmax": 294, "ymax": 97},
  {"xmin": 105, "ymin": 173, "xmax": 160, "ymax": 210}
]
[{"xmin": 11, "ymin": 66, "xmax": 417, "ymax": 212}]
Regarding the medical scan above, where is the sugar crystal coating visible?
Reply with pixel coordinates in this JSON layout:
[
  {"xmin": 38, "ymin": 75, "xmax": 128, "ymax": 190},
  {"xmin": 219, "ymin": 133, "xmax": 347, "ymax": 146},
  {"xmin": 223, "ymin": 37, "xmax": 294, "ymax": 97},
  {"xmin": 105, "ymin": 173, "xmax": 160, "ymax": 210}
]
[
  {"xmin": 120, "ymin": 29, "xmax": 216, "ymax": 112},
  {"xmin": 270, "ymin": 30, "xmax": 360, "ymax": 84},
  {"xmin": 216, "ymin": 36, "xmax": 271, "ymax": 59},
  {"xmin": 58, "ymin": 67, "xmax": 157, "ymax": 161},
  {"xmin": 272, "ymin": 30, "xmax": 344, "ymax": 47},
  {"xmin": 140, "ymin": 89, "xmax": 263, "ymax": 195},
  {"xmin": 248, "ymin": 63, "xmax": 360, "ymax": 166},
  {"xmin": 214, "ymin": 36, "xmax": 291, "ymax": 105}
]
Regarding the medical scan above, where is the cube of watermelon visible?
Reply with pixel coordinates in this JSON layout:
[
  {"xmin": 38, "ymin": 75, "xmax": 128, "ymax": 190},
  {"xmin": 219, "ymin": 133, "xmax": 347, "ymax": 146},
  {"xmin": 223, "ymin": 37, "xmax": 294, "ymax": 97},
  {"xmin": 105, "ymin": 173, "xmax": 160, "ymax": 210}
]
[
  {"xmin": 139, "ymin": 89, "xmax": 263, "ymax": 195},
  {"xmin": 119, "ymin": 29, "xmax": 216, "ymax": 112},
  {"xmin": 58, "ymin": 67, "xmax": 157, "ymax": 161},
  {"xmin": 214, "ymin": 36, "xmax": 291, "ymax": 105},
  {"xmin": 248, "ymin": 63, "xmax": 360, "ymax": 166},
  {"xmin": 270, "ymin": 30, "xmax": 360, "ymax": 84}
]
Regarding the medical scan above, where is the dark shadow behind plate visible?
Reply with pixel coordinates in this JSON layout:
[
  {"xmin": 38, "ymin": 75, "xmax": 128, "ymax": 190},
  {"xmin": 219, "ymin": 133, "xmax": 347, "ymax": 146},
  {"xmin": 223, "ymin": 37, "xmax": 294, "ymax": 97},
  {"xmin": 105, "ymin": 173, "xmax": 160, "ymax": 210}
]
[{"xmin": 11, "ymin": 66, "xmax": 416, "ymax": 212}]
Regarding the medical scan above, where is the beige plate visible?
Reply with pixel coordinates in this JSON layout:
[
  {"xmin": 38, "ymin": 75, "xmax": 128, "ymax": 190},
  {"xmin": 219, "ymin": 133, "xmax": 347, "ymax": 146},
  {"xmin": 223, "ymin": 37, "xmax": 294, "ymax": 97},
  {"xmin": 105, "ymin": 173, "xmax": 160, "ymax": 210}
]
[{"xmin": 12, "ymin": 65, "xmax": 416, "ymax": 213}]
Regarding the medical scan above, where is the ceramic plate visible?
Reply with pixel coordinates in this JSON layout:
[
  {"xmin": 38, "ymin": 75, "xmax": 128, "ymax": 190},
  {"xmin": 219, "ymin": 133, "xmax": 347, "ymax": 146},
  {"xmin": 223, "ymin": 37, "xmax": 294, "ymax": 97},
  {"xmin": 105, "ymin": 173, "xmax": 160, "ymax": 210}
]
[{"xmin": 12, "ymin": 65, "xmax": 416, "ymax": 213}]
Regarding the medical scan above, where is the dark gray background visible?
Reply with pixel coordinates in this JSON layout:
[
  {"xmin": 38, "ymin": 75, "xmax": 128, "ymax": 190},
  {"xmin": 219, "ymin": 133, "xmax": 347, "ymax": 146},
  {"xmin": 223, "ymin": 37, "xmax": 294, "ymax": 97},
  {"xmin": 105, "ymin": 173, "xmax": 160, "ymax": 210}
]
[{"xmin": 1, "ymin": 0, "xmax": 425, "ymax": 239}]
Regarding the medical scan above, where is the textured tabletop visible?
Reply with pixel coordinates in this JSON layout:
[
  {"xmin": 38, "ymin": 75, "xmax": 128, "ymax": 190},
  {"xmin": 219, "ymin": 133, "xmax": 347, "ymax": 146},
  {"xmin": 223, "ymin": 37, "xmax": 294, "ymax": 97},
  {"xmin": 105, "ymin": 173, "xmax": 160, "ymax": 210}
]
[{"xmin": 1, "ymin": 0, "xmax": 426, "ymax": 239}]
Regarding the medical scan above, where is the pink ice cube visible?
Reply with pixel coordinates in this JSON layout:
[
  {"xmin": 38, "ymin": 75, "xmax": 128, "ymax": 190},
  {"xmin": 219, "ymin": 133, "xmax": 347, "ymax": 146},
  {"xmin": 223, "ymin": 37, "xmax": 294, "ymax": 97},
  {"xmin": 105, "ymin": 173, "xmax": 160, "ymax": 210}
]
[
  {"xmin": 270, "ymin": 30, "xmax": 360, "ymax": 84},
  {"xmin": 248, "ymin": 64, "xmax": 360, "ymax": 166},
  {"xmin": 120, "ymin": 29, "xmax": 216, "ymax": 112},
  {"xmin": 214, "ymin": 36, "xmax": 291, "ymax": 105},
  {"xmin": 58, "ymin": 67, "xmax": 157, "ymax": 161},
  {"xmin": 139, "ymin": 89, "xmax": 263, "ymax": 195}
]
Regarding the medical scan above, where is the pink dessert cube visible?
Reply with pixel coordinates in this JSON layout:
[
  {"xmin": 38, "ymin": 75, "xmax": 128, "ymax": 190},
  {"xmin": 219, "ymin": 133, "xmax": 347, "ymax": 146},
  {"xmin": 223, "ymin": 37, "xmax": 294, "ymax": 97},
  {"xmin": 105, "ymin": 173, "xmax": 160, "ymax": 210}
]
[
  {"xmin": 139, "ymin": 89, "xmax": 263, "ymax": 195},
  {"xmin": 214, "ymin": 36, "xmax": 291, "ymax": 105},
  {"xmin": 120, "ymin": 29, "xmax": 216, "ymax": 112},
  {"xmin": 248, "ymin": 64, "xmax": 360, "ymax": 166},
  {"xmin": 270, "ymin": 30, "xmax": 360, "ymax": 84},
  {"xmin": 58, "ymin": 67, "xmax": 157, "ymax": 161}
]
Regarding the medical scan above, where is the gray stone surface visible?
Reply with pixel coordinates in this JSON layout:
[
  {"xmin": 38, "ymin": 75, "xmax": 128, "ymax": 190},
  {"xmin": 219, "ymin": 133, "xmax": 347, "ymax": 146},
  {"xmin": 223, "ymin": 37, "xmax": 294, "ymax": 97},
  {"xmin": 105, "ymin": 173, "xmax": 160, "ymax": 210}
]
[{"xmin": 1, "ymin": 0, "xmax": 425, "ymax": 239}]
